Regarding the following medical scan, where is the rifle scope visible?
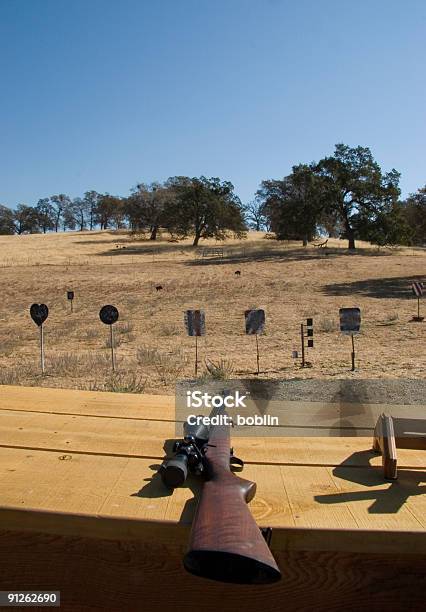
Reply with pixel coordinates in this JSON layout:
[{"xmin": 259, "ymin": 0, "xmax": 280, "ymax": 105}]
[{"xmin": 161, "ymin": 421, "xmax": 210, "ymax": 489}]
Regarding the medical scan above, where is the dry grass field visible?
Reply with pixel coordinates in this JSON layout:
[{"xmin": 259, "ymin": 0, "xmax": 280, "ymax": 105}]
[{"xmin": 0, "ymin": 230, "xmax": 424, "ymax": 394}]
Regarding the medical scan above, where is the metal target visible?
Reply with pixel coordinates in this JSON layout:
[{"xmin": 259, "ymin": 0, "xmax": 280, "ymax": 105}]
[
  {"xmin": 244, "ymin": 309, "xmax": 265, "ymax": 335},
  {"xmin": 30, "ymin": 303, "xmax": 49, "ymax": 327},
  {"xmin": 339, "ymin": 308, "xmax": 361, "ymax": 335},
  {"xmin": 99, "ymin": 305, "xmax": 119, "ymax": 325},
  {"xmin": 184, "ymin": 310, "xmax": 206, "ymax": 337}
]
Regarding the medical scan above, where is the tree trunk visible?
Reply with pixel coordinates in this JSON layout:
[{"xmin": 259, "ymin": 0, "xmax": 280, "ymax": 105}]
[
  {"xmin": 342, "ymin": 206, "xmax": 356, "ymax": 250},
  {"xmin": 347, "ymin": 230, "xmax": 356, "ymax": 250},
  {"xmin": 192, "ymin": 233, "xmax": 201, "ymax": 246},
  {"xmin": 150, "ymin": 225, "xmax": 158, "ymax": 241}
]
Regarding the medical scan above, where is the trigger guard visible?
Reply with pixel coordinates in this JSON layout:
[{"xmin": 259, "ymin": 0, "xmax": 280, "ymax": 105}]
[{"xmin": 230, "ymin": 455, "xmax": 244, "ymax": 471}]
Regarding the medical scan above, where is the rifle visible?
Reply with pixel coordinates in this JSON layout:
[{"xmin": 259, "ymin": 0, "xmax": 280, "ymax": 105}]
[{"xmin": 161, "ymin": 393, "xmax": 282, "ymax": 584}]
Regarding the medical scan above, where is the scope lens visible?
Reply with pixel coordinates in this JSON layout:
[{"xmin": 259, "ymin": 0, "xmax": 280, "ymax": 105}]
[{"xmin": 161, "ymin": 454, "xmax": 188, "ymax": 488}]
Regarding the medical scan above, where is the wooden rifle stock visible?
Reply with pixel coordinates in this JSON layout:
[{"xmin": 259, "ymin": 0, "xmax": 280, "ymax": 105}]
[{"xmin": 183, "ymin": 421, "xmax": 281, "ymax": 584}]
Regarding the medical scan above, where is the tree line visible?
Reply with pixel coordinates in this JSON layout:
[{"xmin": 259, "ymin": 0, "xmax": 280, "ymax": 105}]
[
  {"xmin": 0, "ymin": 145, "xmax": 425, "ymax": 249},
  {"xmin": 0, "ymin": 177, "xmax": 245, "ymax": 247},
  {"xmin": 254, "ymin": 144, "xmax": 425, "ymax": 249}
]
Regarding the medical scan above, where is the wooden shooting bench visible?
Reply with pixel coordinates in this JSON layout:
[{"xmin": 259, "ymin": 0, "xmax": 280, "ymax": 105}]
[
  {"xmin": 201, "ymin": 247, "xmax": 224, "ymax": 259},
  {"xmin": 313, "ymin": 238, "xmax": 328, "ymax": 249},
  {"xmin": 0, "ymin": 386, "xmax": 425, "ymax": 611}
]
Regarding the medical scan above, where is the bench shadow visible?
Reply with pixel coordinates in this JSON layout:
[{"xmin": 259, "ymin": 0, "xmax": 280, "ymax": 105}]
[
  {"xmin": 96, "ymin": 243, "xmax": 196, "ymax": 257},
  {"xmin": 314, "ymin": 449, "xmax": 426, "ymax": 513},
  {"xmin": 183, "ymin": 247, "xmax": 392, "ymax": 267},
  {"xmin": 323, "ymin": 274, "xmax": 425, "ymax": 299}
]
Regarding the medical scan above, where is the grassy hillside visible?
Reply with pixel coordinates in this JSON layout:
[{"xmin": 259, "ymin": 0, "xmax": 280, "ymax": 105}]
[{"xmin": 0, "ymin": 230, "xmax": 424, "ymax": 393}]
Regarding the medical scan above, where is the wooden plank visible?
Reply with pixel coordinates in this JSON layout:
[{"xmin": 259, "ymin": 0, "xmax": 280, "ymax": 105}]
[
  {"xmin": 0, "ymin": 447, "xmax": 130, "ymax": 515},
  {"xmin": 325, "ymin": 467, "xmax": 424, "ymax": 531},
  {"xmin": 0, "ymin": 450, "xmax": 303, "ymax": 528},
  {"xmin": 0, "ymin": 410, "xmax": 175, "ymax": 458},
  {"xmin": 279, "ymin": 465, "xmax": 358, "ymax": 530},
  {"xmin": 2, "ymin": 385, "xmax": 424, "ymax": 428},
  {"xmin": 406, "ymin": 476, "xmax": 426, "ymax": 530},
  {"xmin": 238, "ymin": 437, "xmax": 426, "ymax": 468},
  {"xmin": 2, "ymin": 505, "xmax": 426, "ymax": 555},
  {"xmin": 0, "ymin": 528, "xmax": 425, "ymax": 612},
  {"xmin": 0, "ymin": 385, "xmax": 175, "ymax": 421},
  {"xmin": 245, "ymin": 463, "xmax": 295, "ymax": 528},
  {"xmin": 1, "ymin": 410, "xmax": 426, "ymax": 467},
  {"xmin": 393, "ymin": 417, "xmax": 426, "ymax": 450},
  {"xmin": 0, "ymin": 446, "xmax": 35, "ymax": 480},
  {"xmin": 99, "ymin": 456, "xmax": 188, "ymax": 522},
  {"xmin": 1, "ymin": 447, "xmax": 425, "ymax": 540}
]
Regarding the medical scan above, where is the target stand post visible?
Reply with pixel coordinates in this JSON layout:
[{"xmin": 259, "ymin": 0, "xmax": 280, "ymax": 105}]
[
  {"xmin": 184, "ymin": 310, "xmax": 206, "ymax": 377},
  {"xmin": 339, "ymin": 308, "xmax": 361, "ymax": 371},
  {"xmin": 411, "ymin": 282, "xmax": 424, "ymax": 321},
  {"xmin": 40, "ymin": 324, "xmax": 45, "ymax": 374},
  {"xmin": 30, "ymin": 304, "xmax": 49, "ymax": 376},
  {"xmin": 299, "ymin": 318, "xmax": 314, "ymax": 368},
  {"xmin": 99, "ymin": 305, "xmax": 119, "ymax": 373},
  {"xmin": 244, "ymin": 309, "xmax": 265, "ymax": 375},
  {"xmin": 255, "ymin": 334, "xmax": 260, "ymax": 375},
  {"xmin": 195, "ymin": 334, "xmax": 198, "ymax": 376},
  {"xmin": 67, "ymin": 291, "xmax": 75, "ymax": 314},
  {"xmin": 110, "ymin": 325, "xmax": 115, "ymax": 371}
]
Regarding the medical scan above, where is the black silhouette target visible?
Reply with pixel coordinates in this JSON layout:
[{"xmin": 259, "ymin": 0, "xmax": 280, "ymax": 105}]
[
  {"xmin": 99, "ymin": 305, "xmax": 119, "ymax": 325},
  {"xmin": 30, "ymin": 304, "xmax": 49, "ymax": 327}
]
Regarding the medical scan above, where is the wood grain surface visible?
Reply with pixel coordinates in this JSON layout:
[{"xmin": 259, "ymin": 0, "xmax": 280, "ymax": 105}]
[
  {"xmin": 0, "ymin": 385, "xmax": 425, "ymax": 610},
  {"xmin": 0, "ymin": 529, "xmax": 425, "ymax": 612}
]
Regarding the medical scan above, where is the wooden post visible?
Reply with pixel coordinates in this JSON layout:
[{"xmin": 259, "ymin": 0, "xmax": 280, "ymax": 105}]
[
  {"xmin": 195, "ymin": 335, "xmax": 198, "ymax": 376},
  {"xmin": 411, "ymin": 282, "xmax": 423, "ymax": 321},
  {"xmin": 255, "ymin": 334, "xmax": 260, "ymax": 375},
  {"xmin": 110, "ymin": 325, "xmax": 115, "ymax": 372},
  {"xmin": 300, "ymin": 323, "xmax": 305, "ymax": 368},
  {"xmin": 40, "ymin": 324, "xmax": 45, "ymax": 375}
]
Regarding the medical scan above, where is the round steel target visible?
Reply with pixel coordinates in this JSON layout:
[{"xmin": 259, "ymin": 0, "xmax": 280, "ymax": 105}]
[{"xmin": 99, "ymin": 305, "xmax": 119, "ymax": 325}]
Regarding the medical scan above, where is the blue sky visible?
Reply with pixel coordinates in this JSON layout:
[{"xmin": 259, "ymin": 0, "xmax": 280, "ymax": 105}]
[{"xmin": 1, "ymin": 0, "xmax": 425, "ymax": 208}]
